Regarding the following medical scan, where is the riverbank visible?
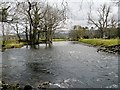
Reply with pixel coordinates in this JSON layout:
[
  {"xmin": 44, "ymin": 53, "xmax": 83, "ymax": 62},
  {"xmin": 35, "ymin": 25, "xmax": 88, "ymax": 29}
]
[
  {"xmin": 79, "ymin": 39, "xmax": 120, "ymax": 46},
  {"xmin": 4, "ymin": 42, "xmax": 24, "ymax": 49},
  {"xmin": 0, "ymin": 40, "xmax": 25, "ymax": 52},
  {"xmin": 0, "ymin": 39, "xmax": 67, "ymax": 52},
  {"xmin": 0, "ymin": 81, "xmax": 53, "ymax": 90},
  {"xmin": 52, "ymin": 39, "xmax": 67, "ymax": 42},
  {"xmin": 79, "ymin": 39, "xmax": 120, "ymax": 54}
]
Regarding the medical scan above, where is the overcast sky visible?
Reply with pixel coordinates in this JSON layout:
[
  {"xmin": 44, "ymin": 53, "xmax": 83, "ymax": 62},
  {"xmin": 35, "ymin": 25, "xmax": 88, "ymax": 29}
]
[
  {"xmin": 1, "ymin": 0, "xmax": 119, "ymax": 32},
  {"xmin": 46, "ymin": 0, "xmax": 118, "ymax": 31}
]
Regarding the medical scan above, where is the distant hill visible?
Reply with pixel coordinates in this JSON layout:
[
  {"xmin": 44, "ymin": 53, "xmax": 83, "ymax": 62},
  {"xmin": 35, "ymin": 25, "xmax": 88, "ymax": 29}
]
[{"xmin": 53, "ymin": 30, "xmax": 68, "ymax": 39}]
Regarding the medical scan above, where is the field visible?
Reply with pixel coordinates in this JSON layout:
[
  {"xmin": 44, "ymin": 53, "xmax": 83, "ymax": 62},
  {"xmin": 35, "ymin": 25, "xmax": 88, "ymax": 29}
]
[
  {"xmin": 0, "ymin": 40, "xmax": 25, "ymax": 49},
  {"xmin": 52, "ymin": 39, "xmax": 66, "ymax": 42},
  {"xmin": 79, "ymin": 39, "xmax": 120, "ymax": 47}
]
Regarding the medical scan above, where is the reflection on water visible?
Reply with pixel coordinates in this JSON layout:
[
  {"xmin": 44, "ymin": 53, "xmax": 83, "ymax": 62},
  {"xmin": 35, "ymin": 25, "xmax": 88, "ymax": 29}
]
[{"xmin": 1, "ymin": 41, "xmax": 118, "ymax": 88}]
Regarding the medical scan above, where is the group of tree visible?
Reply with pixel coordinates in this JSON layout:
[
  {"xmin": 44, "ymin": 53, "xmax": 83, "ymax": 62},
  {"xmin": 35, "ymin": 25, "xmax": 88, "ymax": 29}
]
[
  {"xmin": 69, "ymin": 3, "xmax": 119, "ymax": 40},
  {"xmin": 53, "ymin": 30, "xmax": 68, "ymax": 39},
  {"xmin": 88, "ymin": 4, "xmax": 118, "ymax": 39},
  {"xmin": 69, "ymin": 25, "xmax": 86, "ymax": 41},
  {"xmin": 0, "ymin": 0, "xmax": 67, "ymax": 48},
  {"xmin": 69, "ymin": 25, "xmax": 119, "ymax": 41}
]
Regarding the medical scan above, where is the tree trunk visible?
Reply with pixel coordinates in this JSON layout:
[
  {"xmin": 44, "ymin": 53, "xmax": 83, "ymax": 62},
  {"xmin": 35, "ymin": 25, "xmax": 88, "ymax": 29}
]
[
  {"xmin": 16, "ymin": 24, "xmax": 21, "ymax": 43},
  {"xmin": 29, "ymin": 23, "xmax": 32, "ymax": 44},
  {"xmin": 25, "ymin": 26, "xmax": 29, "ymax": 43},
  {"xmin": 2, "ymin": 22, "xmax": 5, "ymax": 46}
]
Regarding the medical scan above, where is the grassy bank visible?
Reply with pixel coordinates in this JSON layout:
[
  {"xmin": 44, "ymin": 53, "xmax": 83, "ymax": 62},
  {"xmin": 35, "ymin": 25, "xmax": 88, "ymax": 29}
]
[
  {"xmin": 52, "ymin": 39, "xmax": 66, "ymax": 42},
  {"xmin": 79, "ymin": 39, "xmax": 120, "ymax": 47},
  {"xmin": 5, "ymin": 42, "xmax": 24, "ymax": 49},
  {"xmin": 1, "ymin": 40, "xmax": 25, "ymax": 49}
]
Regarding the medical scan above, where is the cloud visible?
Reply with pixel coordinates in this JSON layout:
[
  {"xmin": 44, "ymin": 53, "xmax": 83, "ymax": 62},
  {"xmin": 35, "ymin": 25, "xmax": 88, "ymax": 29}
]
[
  {"xmin": 46, "ymin": 0, "xmax": 118, "ymax": 30},
  {"xmin": 64, "ymin": 0, "xmax": 118, "ymax": 29},
  {"xmin": 1, "ymin": 0, "xmax": 118, "ymax": 31}
]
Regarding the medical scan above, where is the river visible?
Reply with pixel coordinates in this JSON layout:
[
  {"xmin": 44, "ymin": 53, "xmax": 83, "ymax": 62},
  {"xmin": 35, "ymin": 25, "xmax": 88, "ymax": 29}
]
[{"xmin": 1, "ymin": 41, "xmax": 119, "ymax": 88}]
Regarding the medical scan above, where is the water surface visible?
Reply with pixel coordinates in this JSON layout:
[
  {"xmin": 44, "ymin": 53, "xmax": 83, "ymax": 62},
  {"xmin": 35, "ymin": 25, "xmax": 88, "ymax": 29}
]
[{"xmin": 1, "ymin": 41, "xmax": 118, "ymax": 88}]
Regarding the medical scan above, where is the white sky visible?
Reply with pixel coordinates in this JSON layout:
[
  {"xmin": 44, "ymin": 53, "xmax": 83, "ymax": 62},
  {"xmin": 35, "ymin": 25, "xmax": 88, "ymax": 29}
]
[
  {"xmin": 47, "ymin": 0, "xmax": 118, "ymax": 31},
  {"xmin": 0, "ymin": 0, "xmax": 119, "ymax": 32}
]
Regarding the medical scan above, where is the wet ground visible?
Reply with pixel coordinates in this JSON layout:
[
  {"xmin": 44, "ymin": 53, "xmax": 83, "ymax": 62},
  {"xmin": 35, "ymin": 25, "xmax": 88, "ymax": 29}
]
[{"xmin": 1, "ymin": 41, "xmax": 119, "ymax": 88}]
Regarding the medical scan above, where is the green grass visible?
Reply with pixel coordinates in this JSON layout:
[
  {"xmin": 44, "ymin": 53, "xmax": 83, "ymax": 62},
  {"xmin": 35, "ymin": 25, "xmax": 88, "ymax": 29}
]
[
  {"xmin": 5, "ymin": 42, "xmax": 24, "ymax": 49},
  {"xmin": 79, "ymin": 39, "xmax": 120, "ymax": 47},
  {"xmin": 0, "ymin": 39, "xmax": 25, "ymax": 49},
  {"xmin": 52, "ymin": 39, "xmax": 66, "ymax": 42}
]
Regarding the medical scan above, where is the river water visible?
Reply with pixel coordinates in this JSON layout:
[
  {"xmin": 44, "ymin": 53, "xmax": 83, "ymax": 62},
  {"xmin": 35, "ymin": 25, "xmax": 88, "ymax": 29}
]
[{"xmin": 1, "ymin": 41, "xmax": 119, "ymax": 88}]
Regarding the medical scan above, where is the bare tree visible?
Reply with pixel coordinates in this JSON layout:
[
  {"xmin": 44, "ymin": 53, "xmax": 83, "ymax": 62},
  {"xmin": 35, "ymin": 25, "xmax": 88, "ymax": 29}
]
[
  {"xmin": 88, "ymin": 4, "xmax": 114, "ymax": 38},
  {"xmin": 0, "ymin": 0, "xmax": 67, "ymax": 49},
  {"xmin": 0, "ymin": 2, "xmax": 19, "ymax": 51},
  {"xmin": 0, "ymin": 3, "xmax": 10, "ymax": 48},
  {"xmin": 16, "ymin": 0, "xmax": 67, "ymax": 48},
  {"xmin": 43, "ymin": 4, "xmax": 67, "ymax": 47}
]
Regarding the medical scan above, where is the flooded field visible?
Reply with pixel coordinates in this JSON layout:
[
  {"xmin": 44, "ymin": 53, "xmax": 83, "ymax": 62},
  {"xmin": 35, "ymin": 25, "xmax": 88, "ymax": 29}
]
[{"xmin": 1, "ymin": 41, "xmax": 119, "ymax": 88}]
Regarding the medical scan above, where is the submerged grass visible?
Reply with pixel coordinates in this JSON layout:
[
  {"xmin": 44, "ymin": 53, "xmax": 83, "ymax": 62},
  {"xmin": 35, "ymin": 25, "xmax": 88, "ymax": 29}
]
[
  {"xmin": 5, "ymin": 42, "xmax": 24, "ymax": 49},
  {"xmin": 0, "ymin": 40, "xmax": 25, "ymax": 49},
  {"xmin": 52, "ymin": 39, "xmax": 66, "ymax": 42},
  {"xmin": 79, "ymin": 39, "xmax": 120, "ymax": 47}
]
